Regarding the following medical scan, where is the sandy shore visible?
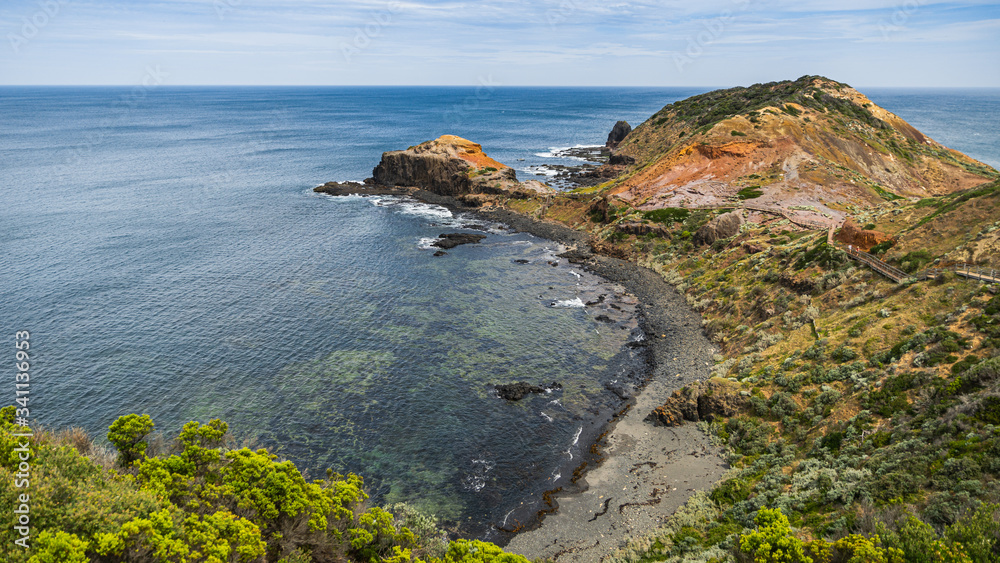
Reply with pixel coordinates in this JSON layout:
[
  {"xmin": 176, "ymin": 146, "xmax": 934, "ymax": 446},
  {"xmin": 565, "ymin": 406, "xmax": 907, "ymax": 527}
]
[{"xmin": 479, "ymin": 209, "xmax": 727, "ymax": 562}]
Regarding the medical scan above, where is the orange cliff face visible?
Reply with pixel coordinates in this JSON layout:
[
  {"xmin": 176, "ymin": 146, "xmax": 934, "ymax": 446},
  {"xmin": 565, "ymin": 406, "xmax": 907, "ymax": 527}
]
[{"xmin": 415, "ymin": 135, "xmax": 510, "ymax": 171}]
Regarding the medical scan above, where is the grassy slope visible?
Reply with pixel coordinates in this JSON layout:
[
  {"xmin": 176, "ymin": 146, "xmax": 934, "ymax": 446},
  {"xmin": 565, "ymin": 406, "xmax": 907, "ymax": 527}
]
[{"xmin": 493, "ymin": 178, "xmax": 1000, "ymax": 562}]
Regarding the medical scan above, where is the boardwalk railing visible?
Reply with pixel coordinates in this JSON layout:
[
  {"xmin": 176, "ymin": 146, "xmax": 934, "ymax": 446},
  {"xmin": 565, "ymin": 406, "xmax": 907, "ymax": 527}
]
[
  {"xmin": 836, "ymin": 243, "xmax": 999, "ymax": 286},
  {"xmin": 842, "ymin": 246, "xmax": 911, "ymax": 283},
  {"xmin": 955, "ymin": 265, "xmax": 1000, "ymax": 285}
]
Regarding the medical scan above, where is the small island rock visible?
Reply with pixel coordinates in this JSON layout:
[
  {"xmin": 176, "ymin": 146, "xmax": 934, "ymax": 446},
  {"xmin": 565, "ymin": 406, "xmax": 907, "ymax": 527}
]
[{"xmin": 606, "ymin": 121, "xmax": 632, "ymax": 149}]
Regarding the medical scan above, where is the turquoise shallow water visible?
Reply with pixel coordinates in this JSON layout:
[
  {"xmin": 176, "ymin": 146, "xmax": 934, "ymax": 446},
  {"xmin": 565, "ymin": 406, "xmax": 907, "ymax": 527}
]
[{"xmin": 0, "ymin": 86, "xmax": 996, "ymax": 537}]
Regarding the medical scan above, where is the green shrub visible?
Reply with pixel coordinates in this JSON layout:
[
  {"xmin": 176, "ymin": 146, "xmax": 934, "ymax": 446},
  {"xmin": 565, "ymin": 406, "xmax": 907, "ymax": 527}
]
[
  {"xmin": 944, "ymin": 503, "xmax": 1000, "ymax": 562},
  {"xmin": 27, "ymin": 531, "xmax": 89, "ymax": 563},
  {"xmin": 975, "ymin": 397, "xmax": 1000, "ymax": 425},
  {"xmin": 710, "ymin": 478, "xmax": 752, "ymax": 506},
  {"xmin": 0, "ymin": 414, "xmax": 534, "ymax": 563},
  {"xmin": 439, "ymin": 539, "xmax": 530, "ymax": 563},
  {"xmin": 831, "ymin": 345, "xmax": 858, "ymax": 363},
  {"xmin": 898, "ymin": 250, "xmax": 934, "ymax": 274},
  {"xmin": 870, "ymin": 240, "xmax": 895, "ymax": 256},
  {"xmin": 107, "ymin": 414, "xmax": 154, "ymax": 466},
  {"xmin": 93, "ymin": 508, "xmax": 266, "ymax": 563},
  {"xmin": 739, "ymin": 508, "xmax": 811, "ymax": 562},
  {"xmin": 782, "ymin": 104, "xmax": 801, "ymax": 117},
  {"xmin": 643, "ymin": 208, "xmax": 690, "ymax": 224}
]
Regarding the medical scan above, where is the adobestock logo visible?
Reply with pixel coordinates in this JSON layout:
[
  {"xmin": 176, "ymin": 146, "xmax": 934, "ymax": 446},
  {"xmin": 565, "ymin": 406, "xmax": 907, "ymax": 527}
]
[
  {"xmin": 214, "ymin": 0, "xmax": 244, "ymax": 21},
  {"xmin": 443, "ymin": 75, "xmax": 501, "ymax": 128},
  {"xmin": 340, "ymin": 2, "xmax": 403, "ymax": 64},
  {"xmin": 7, "ymin": 0, "xmax": 69, "ymax": 54},
  {"xmin": 671, "ymin": 0, "xmax": 753, "ymax": 73},
  {"xmin": 879, "ymin": 0, "xmax": 925, "ymax": 40}
]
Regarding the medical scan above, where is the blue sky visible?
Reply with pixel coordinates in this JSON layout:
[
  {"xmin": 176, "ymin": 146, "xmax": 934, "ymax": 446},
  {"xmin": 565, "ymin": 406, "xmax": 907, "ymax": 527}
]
[{"xmin": 1, "ymin": 0, "xmax": 998, "ymax": 86}]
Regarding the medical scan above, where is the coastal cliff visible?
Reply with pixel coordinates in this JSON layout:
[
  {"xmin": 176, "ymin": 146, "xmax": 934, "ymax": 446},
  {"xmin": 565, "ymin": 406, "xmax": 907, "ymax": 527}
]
[{"xmin": 336, "ymin": 76, "xmax": 1000, "ymax": 562}]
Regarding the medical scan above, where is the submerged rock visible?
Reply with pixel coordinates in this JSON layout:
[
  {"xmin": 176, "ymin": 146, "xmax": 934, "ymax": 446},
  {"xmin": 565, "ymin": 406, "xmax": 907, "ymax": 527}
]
[
  {"xmin": 314, "ymin": 181, "xmax": 387, "ymax": 195},
  {"xmin": 495, "ymin": 382, "xmax": 562, "ymax": 401},
  {"xmin": 431, "ymin": 233, "xmax": 487, "ymax": 249}
]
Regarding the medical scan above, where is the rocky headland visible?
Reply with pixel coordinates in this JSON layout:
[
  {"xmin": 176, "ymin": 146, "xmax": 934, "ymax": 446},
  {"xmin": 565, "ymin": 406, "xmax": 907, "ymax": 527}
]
[{"xmin": 316, "ymin": 75, "xmax": 1000, "ymax": 563}]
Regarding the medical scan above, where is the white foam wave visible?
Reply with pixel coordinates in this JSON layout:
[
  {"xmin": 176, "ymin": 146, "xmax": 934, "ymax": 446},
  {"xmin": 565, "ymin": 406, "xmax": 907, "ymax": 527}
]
[
  {"xmin": 417, "ymin": 237, "xmax": 438, "ymax": 250},
  {"xmin": 365, "ymin": 195, "xmax": 456, "ymax": 222},
  {"xmin": 363, "ymin": 195, "xmax": 510, "ymax": 234},
  {"xmin": 540, "ymin": 412, "xmax": 553, "ymax": 423},
  {"xmin": 535, "ymin": 144, "xmax": 605, "ymax": 159},
  {"xmin": 521, "ymin": 165, "xmax": 559, "ymax": 176},
  {"xmin": 571, "ymin": 426, "xmax": 583, "ymax": 446},
  {"xmin": 569, "ymin": 271, "xmax": 582, "ymax": 279},
  {"xmin": 551, "ymin": 297, "xmax": 585, "ymax": 308},
  {"xmin": 462, "ymin": 458, "xmax": 496, "ymax": 493},
  {"xmin": 395, "ymin": 201, "xmax": 453, "ymax": 220},
  {"xmin": 319, "ymin": 193, "xmax": 365, "ymax": 201}
]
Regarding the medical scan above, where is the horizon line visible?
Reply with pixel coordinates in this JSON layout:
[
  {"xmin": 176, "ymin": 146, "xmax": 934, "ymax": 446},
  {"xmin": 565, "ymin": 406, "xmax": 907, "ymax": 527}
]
[{"xmin": 3, "ymin": 84, "xmax": 999, "ymax": 89}]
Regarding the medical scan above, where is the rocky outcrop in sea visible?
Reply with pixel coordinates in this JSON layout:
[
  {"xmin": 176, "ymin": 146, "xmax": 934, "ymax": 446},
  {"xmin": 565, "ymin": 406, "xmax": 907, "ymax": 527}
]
[
  {"xmin": 606, "ymin": 120, "xmax": 631, "ymax": 149},
  {"xmin": 371, "ymin": 135, "xmax": 555, "ymax": 198}
]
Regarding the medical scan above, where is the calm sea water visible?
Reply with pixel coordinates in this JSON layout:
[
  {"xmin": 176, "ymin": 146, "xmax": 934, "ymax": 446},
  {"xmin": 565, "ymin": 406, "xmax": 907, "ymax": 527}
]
[
  {"xmin": 1, "ymin": 86, "xmax": 997, "ymax": 537},
  {"xmin": 864, "ymin": 88, "xmax": 1000, "ymax": 169}
]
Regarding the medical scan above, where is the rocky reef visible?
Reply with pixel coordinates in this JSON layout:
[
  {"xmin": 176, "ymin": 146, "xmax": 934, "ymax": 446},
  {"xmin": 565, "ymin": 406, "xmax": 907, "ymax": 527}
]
[
  {"xmin": 430, "ymin": 233, "xmax": 487, "ymax": 249},
  {"xmin": 493, "ymin": 382, "xmax": 562, "ymax": 401}
]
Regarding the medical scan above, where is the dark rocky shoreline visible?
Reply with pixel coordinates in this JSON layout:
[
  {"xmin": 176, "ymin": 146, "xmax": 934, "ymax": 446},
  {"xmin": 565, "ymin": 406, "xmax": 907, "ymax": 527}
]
[
  {"xmin": 315, "ymin": 183, "xmax": 724, "ymax": 555},
  {"xmin": 431, "ymin": 194, "xmax": 726, "ymax": 558}
]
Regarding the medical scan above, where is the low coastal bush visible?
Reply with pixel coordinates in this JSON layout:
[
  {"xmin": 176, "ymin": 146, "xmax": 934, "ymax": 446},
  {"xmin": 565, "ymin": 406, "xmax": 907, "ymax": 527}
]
[
  {"xmin": 737, "ymin": 186, "xmax": 764, "ymax": 200},
  {"xmin": 644, "ymin": 208, "xmax": 690, "ymax": 224},
  {"xmin": 0, "ymin": 409, "xmax": 524, "ymax": 563}
]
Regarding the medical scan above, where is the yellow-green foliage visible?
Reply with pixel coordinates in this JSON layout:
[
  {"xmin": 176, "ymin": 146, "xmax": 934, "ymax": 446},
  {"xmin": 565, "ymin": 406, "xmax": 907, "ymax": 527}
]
[
  {"xmin": 810, "ymin": 535, "xmax": 905, "ymax": 563},
  {"xmin": 0, "ymin": 414, "xmax": 524, "ymax": 563},
  {"xmin": 93, "ymin": 508, "xmax": 265, "ymax": 562},
  {"xmin": 439, "ymin": 540, "xmax": 530, "ymax": 563},
  {"xmin": 738, "ymin": 508, "xmax": 812, "ymax": 563},
  {"xmin": 27, "ymin": 531, "xmax": 89, "ymax": 563},
  {"xmin": 107, "ymin": 413, "xmax": 155, "ymax": 466}
]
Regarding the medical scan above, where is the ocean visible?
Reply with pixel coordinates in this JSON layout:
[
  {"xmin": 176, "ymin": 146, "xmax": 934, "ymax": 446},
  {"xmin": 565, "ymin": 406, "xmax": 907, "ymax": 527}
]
[{"xmin": 1, "ymin": 85, "xmax": 997, "ymax": 538}]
